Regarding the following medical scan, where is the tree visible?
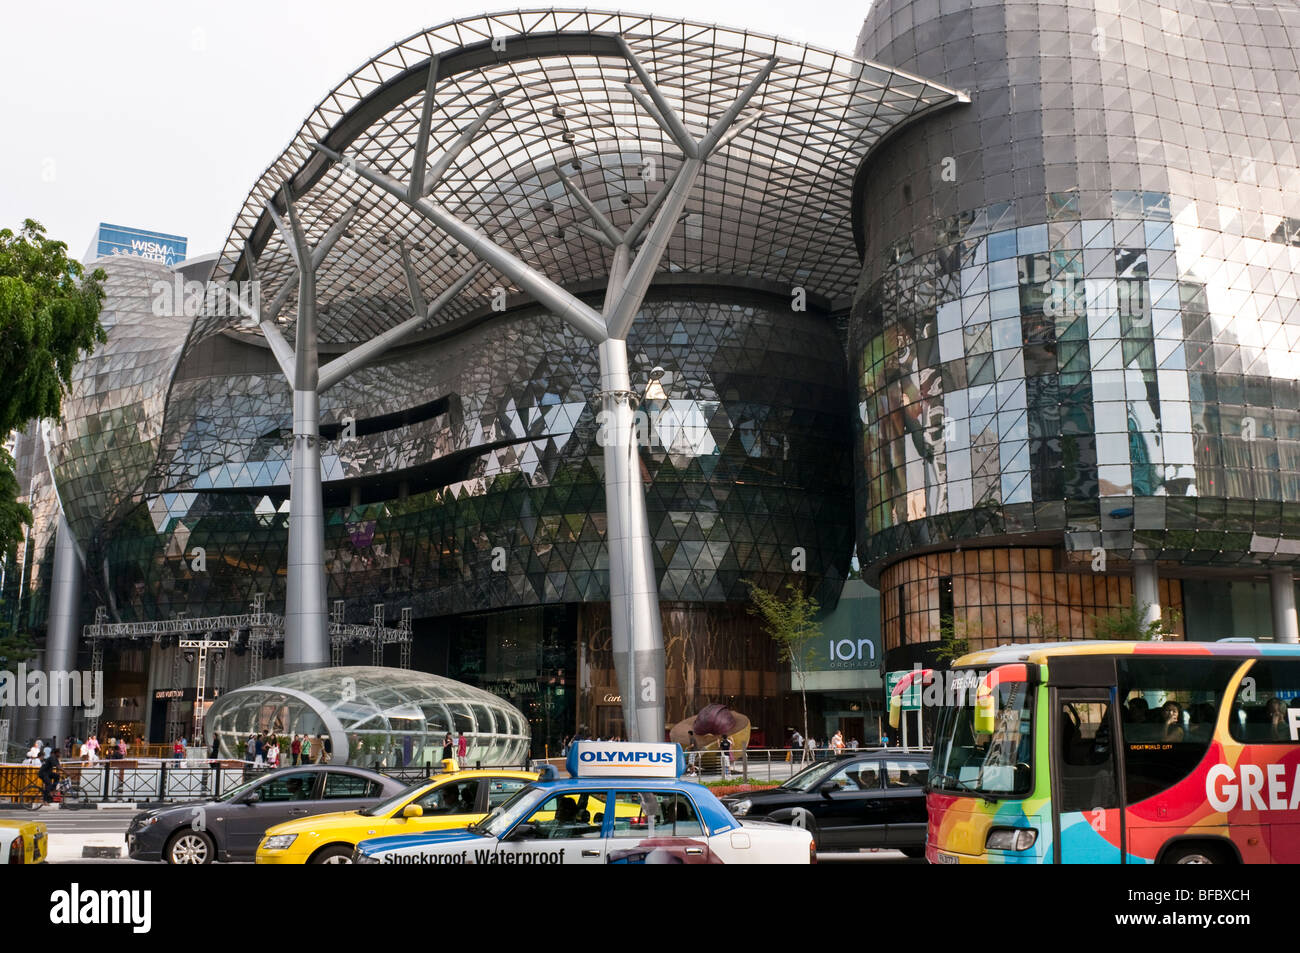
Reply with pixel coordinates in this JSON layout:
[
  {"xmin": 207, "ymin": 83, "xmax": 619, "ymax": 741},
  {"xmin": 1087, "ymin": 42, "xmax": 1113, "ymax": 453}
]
[
  {"xmin": 0, "ymin": 219, "xmax": 105, "ymax": 552},
  {"xmin": 933, "ymin": 615, "xmax": 980, "ymax": 665},
  {"xmin": 1091, "ymin": 601, "xmax": 1182, "ymax": 641},
  {"xmin": 744, "ymin": 580, "xmax": 822, "ymax": 744}
]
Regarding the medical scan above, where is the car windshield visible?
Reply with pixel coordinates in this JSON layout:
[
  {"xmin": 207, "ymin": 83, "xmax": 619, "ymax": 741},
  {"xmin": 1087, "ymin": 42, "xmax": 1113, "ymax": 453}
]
[
  {"xmin": 779, "ymin": 760, "xmax": 846, "ymax": 792},
  {"xmin": 478, "ymin": 784, "xmax": 545, "ymax": 837},
  {"xmin": 359, "ymin": 780, "xmax": 428, "ymax": 817}
]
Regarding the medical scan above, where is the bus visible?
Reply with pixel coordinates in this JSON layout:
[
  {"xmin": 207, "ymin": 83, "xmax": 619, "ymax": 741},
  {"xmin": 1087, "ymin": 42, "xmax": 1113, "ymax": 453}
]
[{"xmin": 918, "ymin": 640, "xmax": 1300, "ymax": 864}]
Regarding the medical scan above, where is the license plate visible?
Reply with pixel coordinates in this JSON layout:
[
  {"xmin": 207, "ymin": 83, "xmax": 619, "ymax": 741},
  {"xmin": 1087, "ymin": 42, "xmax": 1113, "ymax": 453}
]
[{"xmin": 935, "ymin": 851, "xmax": 960, "ymax": 865}]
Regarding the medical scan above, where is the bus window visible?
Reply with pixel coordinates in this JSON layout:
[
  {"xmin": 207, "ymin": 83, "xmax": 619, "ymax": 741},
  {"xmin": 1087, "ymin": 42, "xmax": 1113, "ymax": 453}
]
[
  {"xmin": 1057, "ymin": 700, "xmax": 1119, "ymax": 814},
  {"xmin": 1117, "ymin": 658, "xmax": 1241, "ymax": 803},
  {"xmin": 1230, "ymin": 660, "xmax": 1300, "ymax": 744}
]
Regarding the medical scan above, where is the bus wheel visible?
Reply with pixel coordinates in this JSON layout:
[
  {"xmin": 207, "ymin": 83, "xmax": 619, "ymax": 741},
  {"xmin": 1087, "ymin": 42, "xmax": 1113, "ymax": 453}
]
[{"xmin": 1163, "ymin": 843, "xmax": 1231, "ymax": 865}]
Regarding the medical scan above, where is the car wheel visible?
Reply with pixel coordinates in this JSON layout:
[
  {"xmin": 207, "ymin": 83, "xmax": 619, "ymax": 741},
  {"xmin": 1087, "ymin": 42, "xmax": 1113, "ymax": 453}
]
[
  {"xmin": 1163, "ymin": 843, "xmax": 1231, "ymax": 865},
  {"xmin": 165, "ymin": 830, "xmax": 215, "ymax": 864},
  {"xmin": 311, "ymin": 845, "xmax": 355, "ymax": 864}
]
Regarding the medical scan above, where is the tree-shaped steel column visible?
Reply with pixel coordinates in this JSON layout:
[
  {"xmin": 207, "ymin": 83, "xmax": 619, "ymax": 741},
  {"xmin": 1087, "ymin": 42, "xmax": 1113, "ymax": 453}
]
[
  {"xmin": 234, "ymin": 187, "xmax": 487, "ymax": 673},
  {"xmin": 315, "ymin": 46, "xmax": 777, "ymax": 739}
]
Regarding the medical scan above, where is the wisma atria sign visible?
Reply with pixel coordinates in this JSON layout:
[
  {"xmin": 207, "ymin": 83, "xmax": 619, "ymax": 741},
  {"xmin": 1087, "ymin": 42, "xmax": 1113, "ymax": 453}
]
[{"xmin": 88, "ymin": 223, "xmax": 187, "ymax": 267}]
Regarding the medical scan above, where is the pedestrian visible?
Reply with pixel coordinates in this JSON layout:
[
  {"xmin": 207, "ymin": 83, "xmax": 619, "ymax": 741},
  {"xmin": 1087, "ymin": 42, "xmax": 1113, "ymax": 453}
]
[
  {"xmin": 254, "ymin": 733, "xmax": 265, "ymax": 766},
  {"xmin": 86, "ymin": 734, "xmax": 100, "ymax": 762},
  {"xmin": 24, "ymin": 739, "xmax": 42, "ymax": 766},
  {"xmin": 848, "ymin": 737, "xmax": 859, "ymax": 751},
  {"xmin": 290, "ymin": 734, "xmax": 302, "ymax": 766},
  {"xmin": 38, "ymin": 747, "xmax": 61, "ymax": 805},
  {"xmin": 456, "ymin": 731, "xmax": 468, "ymax": 768},
  {"xmin": 718, "ymin": 733, "xmax": 733, "ymax": 779},
  {"xmin": 116, "ymin": 737, "xmax": 127, "ymax": 759},
  {"xmin": 790, "ymin": 728, "xmax": 804, "ymax": 764},
  {"xmin": 804, "ymin": 735, "xmax": 816, "ymax": 762},
  {"xmin": 831, "ymin": 729, "xmax": 845, "ymax": 756},
  {"xmin": 687, "ymin": 730, "xmax": 700, "ymax": 769},
  {"xmin": 267, "ymin": 737, "xmax": 280, "ymax": 768},
  {"xmin": 180, "ymin": 736, "xmax": 188, "ymax": 760},
  {"xmin": 881, "ymin": 730, "xmax": 890, "ymax": 747},
  {"xmin": 321, "ymin": 733, "xmax": 333, "ymax": 764},
  {"xmin": 210, "ymin": 734, "xmax": 221, "ymax": 762},
  {"xmin": 441, "ymin": 732, "xmax": 454, "ymax": 763},
  {"xmin": 245, "ymin": 734, "xmax": 256, "ymax": 763},
  {"xmin": 173, "ymin": 737, "xmax": 184, "ymax": 763}
]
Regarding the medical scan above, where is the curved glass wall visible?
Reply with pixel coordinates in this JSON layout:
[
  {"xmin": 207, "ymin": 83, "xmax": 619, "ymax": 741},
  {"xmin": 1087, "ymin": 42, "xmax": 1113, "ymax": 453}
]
[
  {"xmin": 203, "ymin": 666, "xmax": 530, "ymax": 767},
  {"xmin": 851, "ymin": 0, "xmax": 1300, "ymax": 575},
  {"xmin": 99, "ymin": 289, "xmax": 853, "ymax": 620}
]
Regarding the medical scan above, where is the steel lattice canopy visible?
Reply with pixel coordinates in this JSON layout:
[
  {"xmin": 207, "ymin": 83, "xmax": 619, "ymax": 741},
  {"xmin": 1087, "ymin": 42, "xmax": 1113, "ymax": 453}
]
[{"xmin": 202, "ymin": 9, "xmax": 966, "ymax": 349}]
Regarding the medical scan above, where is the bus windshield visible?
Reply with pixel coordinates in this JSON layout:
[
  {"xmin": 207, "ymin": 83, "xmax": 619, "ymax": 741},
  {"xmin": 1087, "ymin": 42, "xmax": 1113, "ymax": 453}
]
[{"xmin": 931, "ymin": 673, "xmax": 1035, "ymax": 797}]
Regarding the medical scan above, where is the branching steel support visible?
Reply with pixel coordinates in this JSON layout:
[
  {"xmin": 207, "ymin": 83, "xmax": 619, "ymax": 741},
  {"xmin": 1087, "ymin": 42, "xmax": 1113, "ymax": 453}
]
[
  {"xmin": 313, "ymin": 50, "xmax": 776, "ymax": 739},
  {"xmin": 253, "ymin": 184, "xmax": 480, "ymax": 673}
]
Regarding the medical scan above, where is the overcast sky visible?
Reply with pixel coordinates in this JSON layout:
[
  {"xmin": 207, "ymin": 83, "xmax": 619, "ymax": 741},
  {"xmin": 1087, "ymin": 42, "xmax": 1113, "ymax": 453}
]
[{"xmin": 0, "ymin": 1, "xmax": 872, "ymax": 261}]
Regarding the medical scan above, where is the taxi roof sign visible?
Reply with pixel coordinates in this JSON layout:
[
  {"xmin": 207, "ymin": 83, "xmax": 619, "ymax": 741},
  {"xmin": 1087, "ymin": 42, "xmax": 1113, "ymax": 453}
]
[{"xmin": 566, "ymin": 741, "xmax": 684, "ymax": 779}]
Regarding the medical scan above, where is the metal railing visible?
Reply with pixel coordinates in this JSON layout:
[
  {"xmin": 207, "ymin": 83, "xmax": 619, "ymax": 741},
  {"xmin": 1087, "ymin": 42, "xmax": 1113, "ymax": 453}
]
[
  {"xmin": 677, "ymin": 745, "xmax": 932, "ymax": 785},
  {"xmin": 0, "ymin": 756, "xmax": 534, "ymax": 806}
]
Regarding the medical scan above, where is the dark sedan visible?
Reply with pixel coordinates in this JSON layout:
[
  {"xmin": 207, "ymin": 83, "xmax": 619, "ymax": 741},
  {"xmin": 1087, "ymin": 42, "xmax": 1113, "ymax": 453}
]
[
  {"xmin": 719, "ymin": 751, "xmax": 930, "ymax": 856},
  {"xmin": 126, "ymin": 765, "xmax": 406, "ymax": 864}
]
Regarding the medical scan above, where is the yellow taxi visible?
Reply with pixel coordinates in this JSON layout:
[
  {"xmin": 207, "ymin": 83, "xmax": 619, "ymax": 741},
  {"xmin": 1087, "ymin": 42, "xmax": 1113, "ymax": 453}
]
[
  {"xmin": 255, "ymin": 765, "xmax": 538, "ymax": 864},
  {"xmin": 1, "ymin": 817, "xmax": 48, "ymax": 864}
]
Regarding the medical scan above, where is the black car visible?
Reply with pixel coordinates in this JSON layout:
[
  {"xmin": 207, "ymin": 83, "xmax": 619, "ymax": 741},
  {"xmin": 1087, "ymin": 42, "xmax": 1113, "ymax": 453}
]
[
  {"xmin": 719, "ymin": 751, "xmax": 930, "ymax": 856},
  {"xmin": 126, "ymin": 765, "xmax": 406, "ymax": 864}
]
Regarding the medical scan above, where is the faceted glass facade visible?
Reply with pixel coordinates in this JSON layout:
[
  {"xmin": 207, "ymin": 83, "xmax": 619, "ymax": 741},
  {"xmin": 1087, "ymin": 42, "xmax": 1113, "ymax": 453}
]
[
  {"xmin": 852, "ymin": 0, "xmax": 1300, "ymax": 577},
  {"xmin": 97, "ymin": 289, "xmax": 852, "ymax": 621}
]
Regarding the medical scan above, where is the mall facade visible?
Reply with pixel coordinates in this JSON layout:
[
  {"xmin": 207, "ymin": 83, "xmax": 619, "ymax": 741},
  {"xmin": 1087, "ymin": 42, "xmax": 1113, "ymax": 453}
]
[{"xmin": 5, "ymin": 1, "xmax": 1300, "ymax": 755}]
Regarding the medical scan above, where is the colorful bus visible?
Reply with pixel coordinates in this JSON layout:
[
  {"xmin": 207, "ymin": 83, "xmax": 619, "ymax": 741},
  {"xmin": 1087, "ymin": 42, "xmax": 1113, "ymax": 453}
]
[{"xmin": 921, "ymin": 640, "xmax": 1300, "ymax": 864}]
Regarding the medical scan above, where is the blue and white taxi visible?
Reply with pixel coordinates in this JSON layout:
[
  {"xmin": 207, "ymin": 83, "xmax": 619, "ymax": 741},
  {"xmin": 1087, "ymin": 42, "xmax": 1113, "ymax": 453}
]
[{"xmin": 352, "ymin": 741, "xmax": 815, "ymax": 864}]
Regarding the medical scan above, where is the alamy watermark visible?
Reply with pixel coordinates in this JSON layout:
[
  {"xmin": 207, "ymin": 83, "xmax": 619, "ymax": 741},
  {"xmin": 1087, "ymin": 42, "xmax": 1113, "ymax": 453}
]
[
  {"xmin": 0, "ymin": 666, "xmax": 104, "ymax": 718},
  {"xmin": 151, "ymin": 276, "xmax": 261, "ymax": 319}
]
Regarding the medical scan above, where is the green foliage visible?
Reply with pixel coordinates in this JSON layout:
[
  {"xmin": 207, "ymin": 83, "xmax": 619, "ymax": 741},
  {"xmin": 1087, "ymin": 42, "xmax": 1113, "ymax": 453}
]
[
  {"xmin": 744, "ymin": 580, "xmax": 822, "ymax": 741},
  {"xmin": 0, "ymin": 622, "xmax": 38, "ymax": 664},
  {"xmin": 933, "ymin": 615, "xmax": 979, "ymax": 665},
  {"xmin": 743, "ymin": 580, "xmax": 821, "ymax": 670},
  {"xmin": 1026, "ymin": 612, "xmax": 1060, "ymax": 640},
  {"xmin": 0, "ymin": 219, "xmax": 105, "ymax": 552},
  {"xmin": 1091, "ymin": 601, "xmax": 1182, "ymax": 641}
]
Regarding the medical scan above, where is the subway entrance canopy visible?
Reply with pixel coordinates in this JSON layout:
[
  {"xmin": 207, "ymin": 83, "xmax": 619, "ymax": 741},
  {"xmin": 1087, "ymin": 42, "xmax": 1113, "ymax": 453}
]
[{"xmin": 166, "ymin": 9, "xmax": 965, "ymax": 743}]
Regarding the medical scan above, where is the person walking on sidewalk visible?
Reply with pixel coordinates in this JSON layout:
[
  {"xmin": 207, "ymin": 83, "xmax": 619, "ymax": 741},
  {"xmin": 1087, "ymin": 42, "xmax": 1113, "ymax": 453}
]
[
  {"xmin": 456, "ymin": 731, "xmax": 468, "ymax": 768},
  {"xmin": 719, "ymin": 734, "xmax": 733, "ymax": 780}
]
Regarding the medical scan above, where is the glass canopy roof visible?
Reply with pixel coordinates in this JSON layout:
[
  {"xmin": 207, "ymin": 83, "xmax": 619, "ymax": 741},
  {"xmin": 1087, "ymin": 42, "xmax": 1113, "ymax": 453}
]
[{"xmin": 198, "ymin": 9, "xmax": 965, "ymax": 350}]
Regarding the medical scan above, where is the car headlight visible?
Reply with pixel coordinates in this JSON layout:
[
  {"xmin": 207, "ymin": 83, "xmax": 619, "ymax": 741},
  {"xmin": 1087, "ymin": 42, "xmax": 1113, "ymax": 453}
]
[
  {"xmin": 731, "ymin": 799, "xmax": 752, "ymax": 816},
  {"xmin": 985, "ymin": 827, "xmax": 1037, "ymax": 851},
  {"xmin": 137, "ymin": 814, "xmax": 160, "ymax": 828},
  {"xmin": 261, "ymin": 834, "xmax": 298, "ymax": 851}
]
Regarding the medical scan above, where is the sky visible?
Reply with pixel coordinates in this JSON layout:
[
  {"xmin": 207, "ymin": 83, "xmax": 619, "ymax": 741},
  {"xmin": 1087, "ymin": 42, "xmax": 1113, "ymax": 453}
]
[{"xmin": 0, "ymin": 1, "xmax": 873, "ymax": 261}]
